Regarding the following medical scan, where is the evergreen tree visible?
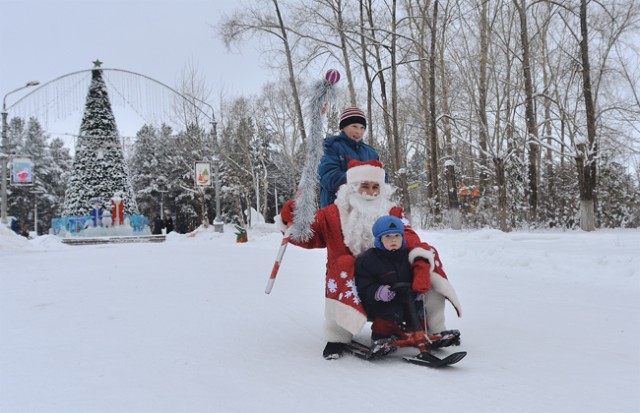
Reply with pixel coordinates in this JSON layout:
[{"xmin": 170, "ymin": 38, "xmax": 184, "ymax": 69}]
[
  {"xmin": 597, "ymin": 161, "xmax": 640, "ymax": 228},
  {"xmin": 21, "ymin": 118, "xmax": 55, "ymax": 233},
  {"xmin": 166, "ymin": 123, "xmax": 211, "ymax": 229},
  {"xmin": 219, "ymin": 98, "xmax": 261, "ymax": 226},
  {"xmin": 48, "ymin": 137, "xmax": 73, "ymax": 219},
  {"xmin": 5, "ymin": 117, "xmax": 72, "ymax": 233},
  {"xmin": 129, "ymin": 124, "xmax": 164, "ymax": 217},
  {"xmin": 62, "ymin": 65, "xmax": 138, "ymax": 216}
]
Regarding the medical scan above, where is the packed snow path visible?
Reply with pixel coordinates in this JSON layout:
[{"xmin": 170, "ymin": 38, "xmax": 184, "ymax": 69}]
[{"xmin": 1, "ymin": 225, "xmax": 638, "ymax": 413}]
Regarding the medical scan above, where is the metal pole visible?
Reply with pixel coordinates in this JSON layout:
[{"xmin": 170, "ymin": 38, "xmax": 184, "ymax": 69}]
[
  {"xmin": 158, "ymin": 190, "xmax": 167, "ymax": 220},
  {"xmin": 30, "ymin": 189, "xmax": 44, "ymax": 235},
  {"xmin": 213, "ymin": 159, "xmax": 223, "ymax": 233},
  {"xmin": 255, "ymin": 178, "xmax": 259, "ymax": 226},
  {"xmin": 1, "ymin": 110, "xmax": 8, "ymax": 224},
  {"xmin": 34, "ymin": 192, "xmax": 38, "ymax": 234}
]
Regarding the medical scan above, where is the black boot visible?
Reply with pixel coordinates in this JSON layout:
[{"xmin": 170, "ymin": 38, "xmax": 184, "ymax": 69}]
[{"xmin": 322, "ymin": 342, "xmax": 346, "ymax": 360}]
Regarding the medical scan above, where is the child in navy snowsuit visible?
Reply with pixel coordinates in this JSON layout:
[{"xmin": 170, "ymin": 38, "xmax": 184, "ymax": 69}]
[{"xmin": 355, "ymin": 215, "xmax": 426, "ymax": 341}]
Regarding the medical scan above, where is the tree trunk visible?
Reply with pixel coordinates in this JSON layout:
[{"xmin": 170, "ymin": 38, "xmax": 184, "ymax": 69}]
[
  {"xmin": 334, "ymin": 0, "xmax": 358, "ymax": 105},
  {"xmin": 577, "ymin": 0, "xmax": 597, "ymax": 231},
  {"xmin": 415, "ymin": 3, "xmax": 430, "ymax": 199},
  {"xmin": 445, "ymin": 163, "xmax": 461, "ymax": 229},
  {"xmin": 362, "ymin": 0, "xmax": 393, "ymax": 174},
  {"xmin": 427, "ymin": 0, "xmax": 441, "ymax": 220},
  {"xmin": 359, "ymin": 1, "xmax": 375, "ymax": 147},
  {"xmin": 389, "ymin": 0, "xmax": 411, "ymax": 214},
  {"xmin": 438, "ymin": 3, "xmax": 460, "ymax": 229},
  {"xmin": 478, "ymin": 0, "xmax": 489, "ymax": 193},
  {"xmin": 413, "ymin": 0, "xmax": 432, "ymax": 207},
  {"xmin": 272, "ymin": 0, "xmax": 307, "ymax": 143},
  {"xmin": 539, "ymin": 11, "xmax": 554, "ymax": 201},
  {"xmin": 515, "ymin": 0, "xmax": 539, "ymax": 223},
  {"xmin": 493, "ymin": 157, "xmax": 510, "ymax": 232},
  {"xmin": 261, "ymin": 172, "xmax": 269, "ymax": 222},
  {"xmin": 200, "ymin": 190, "xmax": 209, "ymax": 227}
]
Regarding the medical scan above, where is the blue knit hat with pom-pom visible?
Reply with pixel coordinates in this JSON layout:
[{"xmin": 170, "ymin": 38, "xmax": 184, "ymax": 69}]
[{"xmin": 372, "ymin": 215, "xmax": 405, "ymax": 250}]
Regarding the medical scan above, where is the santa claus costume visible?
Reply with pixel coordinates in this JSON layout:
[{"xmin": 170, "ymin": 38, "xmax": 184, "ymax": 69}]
[
  {"xmin": 111, "ymin": 193, "xmax": 125, "ymax": 226},
  {"xmin": 278, "ymin": 160, "xmax": 461, "ymax": 359}
]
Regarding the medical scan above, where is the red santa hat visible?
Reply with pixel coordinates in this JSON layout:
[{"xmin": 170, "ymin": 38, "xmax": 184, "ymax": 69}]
[{"xmin": 346, "ymin": 160, "xmax": 385, "ymax": 185}]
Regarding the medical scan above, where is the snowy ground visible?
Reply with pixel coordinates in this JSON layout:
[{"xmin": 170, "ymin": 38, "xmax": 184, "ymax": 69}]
[{"xmin": 1, "ymin": 223, "xmax": 638, "ymax": 413}]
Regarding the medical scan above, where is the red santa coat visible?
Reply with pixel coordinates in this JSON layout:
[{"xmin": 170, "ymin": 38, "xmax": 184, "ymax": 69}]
[
  {"xmin": 285, "ymin": 203, "xmax": 460, "ymax": 336},
  {"xmin": 111, "ymin": 197, "xmax": 125, "ymax": 226}
]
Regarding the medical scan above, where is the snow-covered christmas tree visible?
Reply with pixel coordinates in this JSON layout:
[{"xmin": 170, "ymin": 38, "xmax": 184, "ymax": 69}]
[{"xmin": 62, "ymin": 61, "xmax": 139, "ymax": 217}]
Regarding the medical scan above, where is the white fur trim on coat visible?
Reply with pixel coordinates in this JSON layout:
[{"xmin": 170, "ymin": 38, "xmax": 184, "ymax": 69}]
[
  {"xmin": 423, "ymin": 290, "xmax": 447, "ymax": 334},
  {"xmin": 323, "ymin": 318, "xmax": 354, "ymax": 344},
  {"xmin": 346, "ymin": 164, "xmax": 385, "ymax": 185},
  {"xmin": 430, "ymin": 272, "xmax": 462, "ymax": 317},
  {"xmin": 324, "ymin": 298, "xmax": 367, "ymax": 337},
  {"xmin": 408, "ymin": 247, "xmax": 436, "ymax": 265}
]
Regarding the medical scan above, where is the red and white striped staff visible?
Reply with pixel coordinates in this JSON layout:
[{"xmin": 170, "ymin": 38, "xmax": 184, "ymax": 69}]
[{"xmin": 264, "ymin": 232, "xmax": 290, "ymax": 294}]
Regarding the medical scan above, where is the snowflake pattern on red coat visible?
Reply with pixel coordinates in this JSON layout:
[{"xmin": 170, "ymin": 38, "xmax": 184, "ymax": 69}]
[{"xmin": 326, "ymin": 270, "xmax": 361, "ymax": 307}]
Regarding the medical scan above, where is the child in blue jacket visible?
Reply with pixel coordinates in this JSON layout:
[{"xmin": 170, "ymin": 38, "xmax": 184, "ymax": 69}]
[{"xmin": 318, "ymin": 106, "xmax": 380, "ymax": 207}]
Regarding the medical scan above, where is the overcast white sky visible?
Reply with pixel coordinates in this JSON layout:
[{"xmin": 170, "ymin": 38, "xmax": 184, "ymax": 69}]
[{"xmin": 0, "ymin": 0, "xmax": 272, "ymax": 140}]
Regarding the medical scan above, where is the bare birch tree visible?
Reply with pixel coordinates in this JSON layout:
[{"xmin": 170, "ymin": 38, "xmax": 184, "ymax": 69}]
[
  {"xmin": 218, "ymin": 0, "xmax": 307, "ymax": 144},
  {"xmin": 437, "ymin": 2, "xmax": 461, "ymax": 229},
  {"xmin": 514, "ymin": 0, "xmax": 540, "ymax": 223}
]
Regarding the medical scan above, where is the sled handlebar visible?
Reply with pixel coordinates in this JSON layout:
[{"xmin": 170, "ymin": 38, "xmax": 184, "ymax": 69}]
[
  {"xmin": 391, "ymin": 282, "xmax": 412, "ymax": 292},
  {"xmin": 390, "ymin": 282, "xmax": 423, "ymax": 333}
]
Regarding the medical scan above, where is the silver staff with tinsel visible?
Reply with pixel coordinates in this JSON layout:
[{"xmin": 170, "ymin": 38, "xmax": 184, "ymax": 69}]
[{"xmin": 265, "ymin": 69, "xmax": 340, "ymax": 294}]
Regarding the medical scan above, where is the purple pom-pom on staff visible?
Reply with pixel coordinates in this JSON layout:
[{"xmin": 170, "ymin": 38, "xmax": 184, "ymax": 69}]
[{"xmin": 325, "ymin": 69, "xmax": 341, "ymax": 85}]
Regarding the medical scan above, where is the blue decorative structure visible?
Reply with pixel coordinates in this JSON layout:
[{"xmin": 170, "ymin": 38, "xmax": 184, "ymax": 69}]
[{"xmin": 51, "ymin": 215, "xmax": 150, "ymax": 237}]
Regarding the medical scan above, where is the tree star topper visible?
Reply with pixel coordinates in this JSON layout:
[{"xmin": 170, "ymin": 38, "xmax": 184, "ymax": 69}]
[{"xmin": 92, "ymin": 59, "xmax": 103, "ymax": 68}]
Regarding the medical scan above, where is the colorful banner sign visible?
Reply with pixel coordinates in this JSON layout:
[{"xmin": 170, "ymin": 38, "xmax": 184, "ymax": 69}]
[
  {"xmin": 195, "ymin": 161, "xmax": 212, "ymax": 187},
  {"xmin": 11, "ymin": 156, "xmax": 34, "ymax": 186}
]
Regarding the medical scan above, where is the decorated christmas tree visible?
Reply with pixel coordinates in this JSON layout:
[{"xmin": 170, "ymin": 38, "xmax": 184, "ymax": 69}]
[{"xmin": 62, "ymin": 60, "xmax": 139, "ymax": 217}]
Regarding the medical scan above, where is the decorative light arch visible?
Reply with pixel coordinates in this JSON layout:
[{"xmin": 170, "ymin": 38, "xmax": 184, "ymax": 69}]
[{"xmin": 6, "ymin": 67, "xmax": 216, "ymax": 134}]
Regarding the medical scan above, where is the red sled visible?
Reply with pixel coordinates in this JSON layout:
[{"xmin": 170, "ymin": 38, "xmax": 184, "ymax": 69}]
[{"xmin": 346, "ymin": 282, "xmax": 467, "ymax": 368}]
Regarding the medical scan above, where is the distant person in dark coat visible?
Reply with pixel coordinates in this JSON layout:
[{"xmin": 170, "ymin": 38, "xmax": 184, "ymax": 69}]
[
  {"xmin": 164, "ymin": 216, "xmax": 174, "ymax": 233},
  {"xmin": 152, "ymin": 216, "xmax": 164, "ymax": 235},
  {"xmin": 10, "ymin": 218, "xmax": 20, "ymax": 235}
]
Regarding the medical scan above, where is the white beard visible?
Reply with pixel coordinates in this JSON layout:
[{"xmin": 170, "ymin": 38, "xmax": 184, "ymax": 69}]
[{"xmin": 335, "ymin": 183, "xmax": 395, "ymax": 257}]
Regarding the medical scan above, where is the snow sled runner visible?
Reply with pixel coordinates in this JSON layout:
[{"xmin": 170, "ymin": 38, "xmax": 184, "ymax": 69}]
[
  {"xmin": 345, "ymin": 331, "xmax": 466, "ymax": 368},
  {"xmin": 346, "ymin": 282, "xmax": 467, "ymax": 368}
]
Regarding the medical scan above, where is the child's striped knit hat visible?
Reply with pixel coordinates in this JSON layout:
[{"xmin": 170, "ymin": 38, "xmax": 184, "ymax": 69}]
[{"xmin": 339, "ymin": 106, "xmax": 367, "ymax": 129}]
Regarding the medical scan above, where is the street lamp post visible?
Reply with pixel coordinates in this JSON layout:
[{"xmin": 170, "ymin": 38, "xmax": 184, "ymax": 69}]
[
  {"xmin": 212, "ymin": 157, "xmax": 223, "ymax": 233},
  {"xmin": 183, "ymin": 94, "xmax": 223, "ymax": 233},
  {"xmin": 157, "ymin": 189, "xmax": 167, "ymax": 220},
  {"xmin": 2, "ymin": 80, "xmax": 40, "ymax": 225},
  {"xmin": 30, "ymin": 189, "xmax": 44, "ymax": 235}
]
